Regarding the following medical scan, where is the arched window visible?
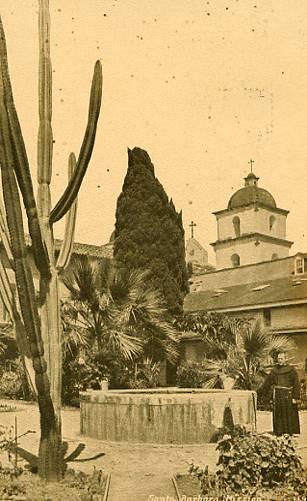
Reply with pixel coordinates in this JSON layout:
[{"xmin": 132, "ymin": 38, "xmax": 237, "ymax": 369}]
[
  {"xmin": 271, "ymin": 253, "xmax": 278, "ymax": 260},
  {"xmin": 231, "ymin": 253, "xmax": 240, "ymax": 267},
  {"xmin": 269, "ymin": 215, "xmax": 275, "ymax": 231},
  {"xmin": 233, "ymin": 216, "xmax": 241, "ymax": 237}
]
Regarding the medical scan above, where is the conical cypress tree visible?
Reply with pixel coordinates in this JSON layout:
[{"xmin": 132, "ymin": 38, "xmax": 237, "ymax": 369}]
[{"xmin": 114, "ymin": 147, "xmax": 189, "ymax": 315}]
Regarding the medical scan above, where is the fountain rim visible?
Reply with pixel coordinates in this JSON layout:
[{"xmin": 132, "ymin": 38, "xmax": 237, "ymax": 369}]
[{"xmin": 80, "ymin": 387, "xmax": 256, "ymax": 396}]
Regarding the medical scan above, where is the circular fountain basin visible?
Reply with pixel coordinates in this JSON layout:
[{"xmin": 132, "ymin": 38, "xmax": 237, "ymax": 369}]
[{"xmin": 80, "ymin": 388, "xmax": 257, "ymax": 444}]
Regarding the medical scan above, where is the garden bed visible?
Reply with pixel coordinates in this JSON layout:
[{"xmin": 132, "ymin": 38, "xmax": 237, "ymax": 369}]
[
  {"xmin": 175, "ymin": 473, "xmax": 307, "ymax": 500},
  {"xmin": 176, "ymin": 427, "xmax": 307, "ymax": 501},
  {"xmin": 0, "ymin": 468, "xmax": 108, "ymax": 501},
  {"xmin": 0, "ymin": 403, "xmax": 17, "ymax": 413}
]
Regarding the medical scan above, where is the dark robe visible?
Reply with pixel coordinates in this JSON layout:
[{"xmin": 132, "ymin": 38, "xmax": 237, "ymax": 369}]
[{"xmin": 260, "ymin": 364, "xmax": 300, "ymax": 435}]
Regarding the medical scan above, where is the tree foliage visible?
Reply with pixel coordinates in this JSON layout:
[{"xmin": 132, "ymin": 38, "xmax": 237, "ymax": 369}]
[
  {"xmin": 114, "ymin": 147, "xmax": 189, "ymax": 315},
  {"xmin": 176, "ymin": 312, "xmax": 296, "ymax": 390},
  {"xmin": 62, "ymin": 254, "xmax": 180, "ymax": 365}
]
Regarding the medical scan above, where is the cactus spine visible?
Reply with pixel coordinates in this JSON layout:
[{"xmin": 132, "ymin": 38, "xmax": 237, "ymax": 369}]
[{"xmin": 0, "ymin": 0, "xmax": 102, "ymax": 481}]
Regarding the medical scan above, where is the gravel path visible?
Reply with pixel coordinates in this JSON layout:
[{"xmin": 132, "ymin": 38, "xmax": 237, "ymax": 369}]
[{"xmin": 0, "ymin": 400, "xmax": 307, "ymax": 500}]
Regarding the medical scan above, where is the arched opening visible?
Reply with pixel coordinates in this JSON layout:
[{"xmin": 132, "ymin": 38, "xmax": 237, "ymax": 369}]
[
  {"xmin": 232, "ymin": 216, "xmax": 241, "ymax": 237},
  {"xmin": 271, "ymin": 253, "xmax": 278, "ymax": 260},
  {"xmin": 269, "ymin": 215, "xmax": 276, "ymax": 231},
  {"xmin": 231, "ymin": 253, "xmax": 240, "ymax": 267}
]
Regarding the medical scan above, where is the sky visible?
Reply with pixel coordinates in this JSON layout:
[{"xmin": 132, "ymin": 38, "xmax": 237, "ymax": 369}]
[{"xmin": 1, "ymin": 0, "xmax": 307, "ymax": 264}]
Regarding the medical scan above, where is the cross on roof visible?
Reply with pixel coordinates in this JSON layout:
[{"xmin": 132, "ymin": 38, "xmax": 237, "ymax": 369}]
[
  {"xmin": 248, "ymin": 158, "xmax": 255, "ymax": 173},
  {"xmin": 189, "ymin": 220, "xmax": 197, "ymax": 239}
]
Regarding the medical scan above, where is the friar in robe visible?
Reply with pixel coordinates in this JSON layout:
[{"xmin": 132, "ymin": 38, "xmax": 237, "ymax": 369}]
[{"xmin": 259, "ymin": 351, "xmax": 300, "ymax": 435}]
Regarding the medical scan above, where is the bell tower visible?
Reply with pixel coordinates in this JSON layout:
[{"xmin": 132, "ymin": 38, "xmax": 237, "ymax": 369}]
[{"xmin": 211, "ymin": 164, "xmax": 293, "ymax": 270}]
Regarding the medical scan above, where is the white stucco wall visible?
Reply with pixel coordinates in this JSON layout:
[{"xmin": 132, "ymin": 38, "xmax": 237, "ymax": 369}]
[
  {"xmin": 271, "ymin": 305, "xmax": 307, "ymax": 330},
  {"xmin": 215, "ymin": 238, "xmax": 290, "ymax": 269},
  {"xmin": 216, "ymin": 206, "xmax": 287, "ymax": 241},
  {"xmin": 186, "ymin": 238, "xmax": 208, "ymax": 267}
]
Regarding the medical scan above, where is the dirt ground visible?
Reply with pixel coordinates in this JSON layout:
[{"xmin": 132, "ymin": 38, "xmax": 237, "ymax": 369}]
[{"xmin": 0, "ymin": 399, "xmax": 307, "ymax": 500}]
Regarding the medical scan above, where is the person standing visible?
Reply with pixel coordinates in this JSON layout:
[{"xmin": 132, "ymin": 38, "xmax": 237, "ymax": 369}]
[{"xmin": 259, "ymin": 351, "xmax": 300, "ymax": 435}]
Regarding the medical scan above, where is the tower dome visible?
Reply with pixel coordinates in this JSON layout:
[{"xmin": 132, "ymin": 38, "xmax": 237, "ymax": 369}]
[{"xmin": 228, "ymin": 172, "xmax": 276, "ymax": 210}]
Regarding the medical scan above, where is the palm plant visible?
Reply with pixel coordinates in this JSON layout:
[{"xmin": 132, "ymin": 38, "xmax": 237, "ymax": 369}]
[
  {"xmin": 61, "ymin": 256, "xmax": 115, "ymax": 353},
  {"xmin": 114, "ymin": 269, "xmax": 179, "ymax": 363},
  {"xmin": 175, "ymin": 311, "xmax": 248, "ymax": 359},
  {"xmin": 203, "ymin": 319, "xmax": 296, "ymax": 390},
  {"xmin": 61, "ymin": 255, "xmax": 179, "ymax": 368},
  {"xmin": 128, "ymin": 358, "xmax": 161, "ymax": 389},
  {"xmin": 61, "ymin": 300, "xmax": 91, "ymax": 358}
]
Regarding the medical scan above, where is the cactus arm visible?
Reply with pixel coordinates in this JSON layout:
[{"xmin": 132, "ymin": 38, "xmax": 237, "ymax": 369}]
[
  {"xmin": 0, "ymin": 17, "xmax": 50, "ymax": 277},
  {"xmin": 0, "ymin": 99, "xmax": 51, "ymax": 400},
  {"xmin": 0, "ymin": 259, "xmax": 36, "ymax": 396},
  {"xmin": 56, "ymin": 153, "xmax": 78, "ymax": 273},
  {"xmin": 37, "ymin": 0, "xmax": 53, "ymax": 204},
  {"xmin": 37, "ymin": 0, "xmax": 53, "ymax": 188},
  {"xmin": 0, "ymin": 257, "xmax": 28, "ymax": 358},
  {"xmin": 0, "ymin": 196, "xmax": 14, "ymax": 266},
  {"xmin": 49, "ymin": 60, "xmax": 102, "ymax": 224}
]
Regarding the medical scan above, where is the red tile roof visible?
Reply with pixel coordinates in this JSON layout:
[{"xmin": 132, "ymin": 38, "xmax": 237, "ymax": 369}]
[
  {"xmin": 184, "ymin": 275, "xmax": 307, "ymax": 312},
  {"xmin": 55, "ymin": 239, "xmax": 114, "ymax": 259},
  {"xmin": 25, "ymin": 234, "xmax": 114, "ymax": 259}
]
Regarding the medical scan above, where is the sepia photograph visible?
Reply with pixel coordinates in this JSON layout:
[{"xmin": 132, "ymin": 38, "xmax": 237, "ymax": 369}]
[{"xmin": 0, "ymin": 0, "xmax": 306, "ymax": 499}]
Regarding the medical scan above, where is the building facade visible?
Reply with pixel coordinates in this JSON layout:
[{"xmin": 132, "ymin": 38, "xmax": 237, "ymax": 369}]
[{"xmin": 183, "ymin": 171, "xmax": 307, "ymax": 376}]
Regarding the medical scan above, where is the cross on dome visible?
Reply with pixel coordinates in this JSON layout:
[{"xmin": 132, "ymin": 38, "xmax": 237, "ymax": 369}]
[{"xmin": 248, "ymin": 158, "xmax": 255, "ymax": 172}]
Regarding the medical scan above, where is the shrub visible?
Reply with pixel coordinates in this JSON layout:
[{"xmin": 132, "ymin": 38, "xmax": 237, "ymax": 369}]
[
  {"xmin": 190, "ymin": 428, "xmax": 307, "ymax": 497},
  {"xmin": 62, "ymin": 355, "xmax": 111, "ymax": 406},
  {"xmin": 0, "ymin": 371, "xmax": 22, "ymax": 399},
  {"xmin": 127, "ymin": 359, "xmax": 161, "ymax": 389},
  {"xmin": 0, "ymin": 358, "xmax": 33, "ymax": 401},
  {"xmin": 0, "ymin": 467, "xmax": 108, "ymax": 500},
  {"xmin": 62, "ymin": 351, "xmax": 131, "ymax": 406},
  {"xmin": 176, "ymin": 362, "xmax": 209, "ymax": 388}
]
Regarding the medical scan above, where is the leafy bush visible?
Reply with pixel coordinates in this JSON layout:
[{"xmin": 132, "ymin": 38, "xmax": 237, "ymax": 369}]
[
  {"xmin": 0, "ymin": 371, "xmax": 22, "ymax": 399},
  {"xmin": 127, "ymin": 359, "xmax": 161, "ymax": 389},
  {"xmin": 0, "ymin": 467, "xmax": 107, "ymax": 500},
  {"xmin": 176, "ymin": 362, "xmax": 209, "ymax": 388},
  {"xmin": 177, "ymin": 315, "xmax": 295, "ymax": 391},
  {"xmin": 0, "ymin": 358, "xmax": 33, "ymax": 401},
  {"xmin": 190, "ymin": 428, "xmax": 307, "ymax": 497},
  {"xmin": 62, "ymin": 350, "xmax": 132, "ymax": 406},
  {"xmin": 62, "ymin": 354, "xmax": 111, "ymax": 406}
]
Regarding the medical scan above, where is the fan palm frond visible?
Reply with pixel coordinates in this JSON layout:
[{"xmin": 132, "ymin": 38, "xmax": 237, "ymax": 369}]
[
  {"xmin": 105, "ymin": 330, "xmax": 143, "ymax": 361},
  {"xmin": 62, "ymin": 257, "xmax": 180, "ymax": 364},
  {"xmin": 241, "ymin": 319, "xmax": 270, "ymax": 358},
  {"xmin": 62, "ymin": 254, "xmax": 97, "ymax": 303},
  {"xmin": 62, "ymin": 327, "xmax": 90, "ymax": 356},
  {"xmin": 266, "ymin": 334, "xmax": 296, "ymax": 358}
]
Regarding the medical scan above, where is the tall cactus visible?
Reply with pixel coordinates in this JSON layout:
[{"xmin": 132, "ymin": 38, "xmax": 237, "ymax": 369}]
[{"xmin": 0, "ymin": 0, "xmax": 102, "ymax": 481}]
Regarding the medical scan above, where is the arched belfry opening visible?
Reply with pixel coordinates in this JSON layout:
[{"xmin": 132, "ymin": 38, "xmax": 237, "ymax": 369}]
[
  {"xmin": 269, "ymin": 215, "xmax": 276, "ymax": 231},
  {"xmin": 231, "ymin": 253, "xmax": 240, "ymax": 267},
  {"xmin": 232, "ymin": 216, "xmax": 241, "ymax": 237}
]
